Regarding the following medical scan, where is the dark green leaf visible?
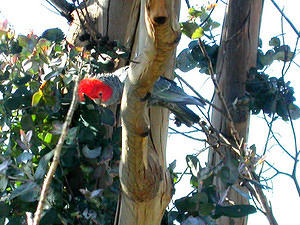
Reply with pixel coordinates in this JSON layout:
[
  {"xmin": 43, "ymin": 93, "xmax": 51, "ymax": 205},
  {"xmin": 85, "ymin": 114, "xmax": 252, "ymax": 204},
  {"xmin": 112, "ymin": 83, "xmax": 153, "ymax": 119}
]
[
  {"xmin": 21, "ymin": 114, "xmax": 34, "ymax": 130},
  {"xmin": 176, "ymin": 48, "xmax": 197, "ymax": 72},
  {"xmin": 19, "ymin": 185, "xmax": 39, "ymax": 202},
  {"xmin": 175, "ymin": 196, "xmax": 198, "ymax": 214},
  {"xmin": 34, "ymin": 150, "xmax": 54, "ymax": 180},
  {"xmin": 0, "ymin": 176, "xmax": 8, "ymax": 192},
  {"xmin": 288, "ymin": 103, "xmax": 300, "ymax": 120},
  {"xmin": 269, "ymin": 37, "xmax": 280, "ymax": 47},
  {"xmin": 186, "ymin": 155, "xmax": 200, "ymax": 177},
  {"xmin": 0, "ymin": 202, "xmax": 9, "ymax": 217},
  {"xmin": 7, "ymin": 217, "xmax": 24, "ymax": 225},
  {"xmin": 180, "ymin": 22, "xmax": 200, "ymax": 39},
  {"xmin": 66, "ymin": 127, "xmax": 78, "ymax": 145},
  {"xmin": 9, "ymin": 182, "xmax": 38, "ymax": 200},
  {"xmin": 16, "ymin": 152, "xmax": 33, "ymax": 164},
  {"xmin": 214, "ymin": 204, "xmax": 256, "ymax": 218},
  {"xmin": 10, "ymin": 41, "xmax": 22, "ymax": 54},
  {"xmin": 41, "ymin": 28, "xmax": 64, "ymax": 43},
  {"xmin": 273, "ymin": 45, "xmax": 294, "ymax": 61},
  {"xmin": 40, "ymin": 208, "xmax": 60, "ymax": 225},
  {"xmin": 82, "ymin": 145, "xmax": 102, "ymax": 159},
  {"xmin": 100, "ymin": 145, "xmax": 113, "ymax": 163}
]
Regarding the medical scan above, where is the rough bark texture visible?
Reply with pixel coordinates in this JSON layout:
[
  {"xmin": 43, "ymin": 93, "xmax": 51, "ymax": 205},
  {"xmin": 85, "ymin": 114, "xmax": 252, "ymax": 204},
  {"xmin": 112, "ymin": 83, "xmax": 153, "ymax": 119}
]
[
  {"xmin": 67, "ymin": 0, "xmax": 180, "ymax": 224},
  {"xmin": 209, "ymin": 0, "xmax": 264, "ymax": 225}
]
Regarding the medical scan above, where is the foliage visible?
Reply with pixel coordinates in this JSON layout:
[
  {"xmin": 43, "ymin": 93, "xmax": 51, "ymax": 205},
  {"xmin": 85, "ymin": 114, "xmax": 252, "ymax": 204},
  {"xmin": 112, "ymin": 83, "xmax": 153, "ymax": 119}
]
[
  {"xmin": 246, "ymin": 68, "xmax": 300, "ymax": 120},
  {"xmin": 1, "ymin": 1, "xmax": 299, "ymax": 224},
  {"xmin": 177, "ymin": 21, "xmax": 299, "ymax": 121},
  {"xmin": 0, "ymin": 26, "xmax": 124, "ymax": 224}
]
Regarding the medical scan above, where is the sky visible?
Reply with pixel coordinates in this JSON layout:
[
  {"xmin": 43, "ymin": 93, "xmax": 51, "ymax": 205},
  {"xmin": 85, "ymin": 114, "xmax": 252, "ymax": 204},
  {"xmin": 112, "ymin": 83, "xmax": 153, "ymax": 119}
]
[{"xmin": 0, "ymin": 0, "xmax": 300, "ymax": 224}]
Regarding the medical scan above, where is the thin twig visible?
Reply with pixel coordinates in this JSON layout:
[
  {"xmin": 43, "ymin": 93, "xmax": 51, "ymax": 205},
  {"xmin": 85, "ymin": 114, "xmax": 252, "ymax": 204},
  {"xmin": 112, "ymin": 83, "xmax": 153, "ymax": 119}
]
[
  {"xmin": 269, "ymin": 0, "xmax": 300, "ymax": 38},
  {"xmin": 33, "ymin": 73, "xmax": 80, "ymax": 225},
  {"xmin": 168, "ymin": 127, "xmax": 206, "ymax": 142},
  {"xmin": 198, "ymin": 39, "xmax": 241, "ymax": 149},
  {"xmin": 175, "ymin": 73, "xmax": 226, "ymax": 117},
  {"xmin": 184, "ymin": 0, "xmax": 191, "ymax": 9}
]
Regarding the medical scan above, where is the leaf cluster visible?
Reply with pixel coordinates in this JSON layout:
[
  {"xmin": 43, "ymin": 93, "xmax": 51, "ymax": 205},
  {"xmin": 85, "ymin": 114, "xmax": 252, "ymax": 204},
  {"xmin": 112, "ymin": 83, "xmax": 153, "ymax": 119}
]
[
  {"xmin": 163, "ymin": 155, "xmax": 256, "ymax": 224},
  {"xmin": 0, "ymin": 27, "xmax": 122, "ymax": 224},
  {"xmin": 246, "ymin": 68, "xmax": 300, "ymax": 120}
]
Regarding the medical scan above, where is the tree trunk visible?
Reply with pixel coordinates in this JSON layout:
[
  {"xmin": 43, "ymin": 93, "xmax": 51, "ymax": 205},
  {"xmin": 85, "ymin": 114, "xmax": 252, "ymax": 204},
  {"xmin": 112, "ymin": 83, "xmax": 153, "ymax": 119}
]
[
  {"xmin": 67, "ymin": 0, "xmax": 181, "ymax": 224},
  {"xmin": 208, "ymin": 1, "xmax": 264, "ymax": 225}
]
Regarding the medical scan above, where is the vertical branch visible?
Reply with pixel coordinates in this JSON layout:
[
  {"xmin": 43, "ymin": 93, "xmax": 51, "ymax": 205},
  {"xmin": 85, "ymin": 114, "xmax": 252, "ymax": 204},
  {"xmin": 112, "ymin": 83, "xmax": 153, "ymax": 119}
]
[{"xmin": 33, "ymin": 73, "xmax": 80, "ymax": 225}]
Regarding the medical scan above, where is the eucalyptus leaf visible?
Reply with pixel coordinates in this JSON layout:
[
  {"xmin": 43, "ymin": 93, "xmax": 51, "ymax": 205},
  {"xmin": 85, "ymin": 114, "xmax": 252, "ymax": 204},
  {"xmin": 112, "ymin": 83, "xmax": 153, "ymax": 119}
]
[
  {"xmin": 269, "ymin": 37, "xmax": 280, "ymax": 47},
  {"xmin": 9, "ymin": 182, "xmax": 38, "ymax": 200},
  {"xmin": 214, "ymin": 204, "xmax": 256, "ymax": 218},
  {"xmin": 34, "ymin": 150, "xmax": 54, "ymax": 180},
  {"xmin": 186, "ymin": 155, "xmax": 201, "ymax": 177},
  {"xmin": 182, "ymin": 216, "xmax": 205, "ymax": 225},
  {"xmin": 0, "ymin": 175, "xmax": 8, "ymax": 192},
  {"xmin": 180, "ymin": 22, "xmax": 200, "ymax": 39},
  {"xmin": 66, "ymin": 127, "xmax": 79, "ymax": 145},
  {"xmin": 17, "ymin": 152, "xmax": 33, "ymax": 164},
  {"xmin": 176, "ymin": 48, "xmax": 197, "ymax": 72},
  {"xmin": 82, "ymin": 145, "xmax": 102, "ymax": 159},
  {"xmin": 0, "ymin": 160, "xmax": 11, "ymax": 174},
  {"xmin": 288, "ymin": 104, "xmax": 300, "ymax": 120},
  {"xmin": 0, "ymin": 202, "xmax": 10, "ymax": 217}
]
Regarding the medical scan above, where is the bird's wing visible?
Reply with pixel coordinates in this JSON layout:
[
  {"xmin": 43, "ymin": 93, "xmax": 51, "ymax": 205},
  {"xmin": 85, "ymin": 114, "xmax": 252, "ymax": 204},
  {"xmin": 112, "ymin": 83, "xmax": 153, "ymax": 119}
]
[{"xmin": 152, "ymin": 77, "xmax": 205, "ymax": 106}]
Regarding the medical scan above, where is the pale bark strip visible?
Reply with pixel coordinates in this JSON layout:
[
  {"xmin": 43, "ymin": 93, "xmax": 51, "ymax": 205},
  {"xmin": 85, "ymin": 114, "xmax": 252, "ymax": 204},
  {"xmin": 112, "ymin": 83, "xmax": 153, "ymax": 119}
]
[
  {"xmin": 208, "ymin": 1, "xmax": 264, "ymax": 225},
  {"xmin": 117, "ymin": 0, "xmax": 181, "ymax": 224},
  {"xmin": 33, "ymin": 74, "xmax": 80, "ymax": 225}
]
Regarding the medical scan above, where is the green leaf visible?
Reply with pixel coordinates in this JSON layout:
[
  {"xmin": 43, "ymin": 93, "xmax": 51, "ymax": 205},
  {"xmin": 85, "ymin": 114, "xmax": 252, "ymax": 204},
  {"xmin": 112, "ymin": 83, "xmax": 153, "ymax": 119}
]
[
  {"xmin": 9, "ymin": 182, "xmax": 38, "ymax": 200},
  {"xmin": 175, "ymin": 196, "xmax": 198, "ymax": 214},
  {"xmin": 100, "ymin": 145, "xmax": 113, "ymax": 163},
  {"xmin": 269, "ymin": 37, "xmax": 280, "ymax": 47},
  {"xmin": 219, "ymin": 153, "xmax": 239, "ymax": 186},
  {"xmin": 40, "ymin": 209, "xmax": 60, "ymax": 225},
  {"xmin": 0, "ymin": 160, "xmax": 11, "ymax": 174},
  {"xmin": 188, "ymin": 8, "xmax": 202, "ymax": 17},
  {"xmin": 180, "ymin": 22, "xmax": 200, "ymax": 39},
  {"xmin": 34, "ymin": 150, "xmax": 54, "ymax": 180},
  {"xmin": 288, "ymin": 103, "xmax": 300, "ymax": 120},
  {"xmin": 32, "ymin": 90, "xmax": 43, "ymax": 106},
  {"xmin": 258, "ymin": 50, "xmax": 275, "ymax": 67},
  {"xmin": 44, "ymin": 71, "xmax": 60, "ymax": 81},
  {"xmin": 273, "ymin": 45, "xmax": 294, "ymax": 61},
  {"xmin": 214, "ymin": 204, "xmax": 256, "ymax": 218},
  {"xmin": 191, "ymin": 27, "xmax": 204, "ymax": 39},
  {"xmin": 0, "ymin": 175, "xmax": 8, "ymax": 192},
  {"xmin": 17, "ymin": 152, "xmax": 33, "ymax": 164},
  {"xmin": 19, "ymin": 185, "xmax": 40, "ymax": 202},
  {"xmin": 186, "ymin": 155, "xmax": 201, "ymax": 177},
  {"xmin": 66, "ymin": 127, "xmax": 79, "ymax": 145},
  {"xmin": 41, "ymin": 28, "xmax": 64, "ymax": 43},
  {"xmin": 21, "ymin": 114, "xmax": 34, "ymax": 130},
  {"xmin": 176, "ymin": 48, "xmax": 197, "ymax": 72},
  {"xmin": 82, "ymin": 145, "xmax": 102, "ymax": 159},
  {"xmin": 0, "ymin": 202, "xmax": 10, "ymax": 217}
]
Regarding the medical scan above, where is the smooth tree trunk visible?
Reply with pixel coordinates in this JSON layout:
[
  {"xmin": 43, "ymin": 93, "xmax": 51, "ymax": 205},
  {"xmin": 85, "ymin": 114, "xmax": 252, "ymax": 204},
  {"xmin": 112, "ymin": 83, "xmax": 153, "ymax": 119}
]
[
  {"xmin": 208, "ymin": 0, "xmax": 264, "ymax": 225},
  {"xmin": 67, "ymin": 0, "xmax": 181, "ymax": 224}
]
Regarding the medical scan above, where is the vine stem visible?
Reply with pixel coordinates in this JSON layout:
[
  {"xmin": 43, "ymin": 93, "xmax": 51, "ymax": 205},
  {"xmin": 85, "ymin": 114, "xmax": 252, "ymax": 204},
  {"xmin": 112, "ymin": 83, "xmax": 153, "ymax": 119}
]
[{"xmin": 32, "ymin": 73, "xmax": 80, "ymax": 225}]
